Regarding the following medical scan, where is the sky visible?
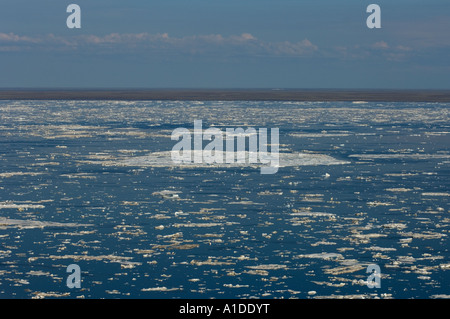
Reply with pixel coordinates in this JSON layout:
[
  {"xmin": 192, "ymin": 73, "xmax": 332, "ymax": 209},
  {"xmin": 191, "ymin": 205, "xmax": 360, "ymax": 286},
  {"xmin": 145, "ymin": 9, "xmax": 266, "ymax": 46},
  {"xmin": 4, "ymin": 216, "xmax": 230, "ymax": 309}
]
[{"xmin": 0, "ymin": 0, "xmax": 449, "ymax": 89}]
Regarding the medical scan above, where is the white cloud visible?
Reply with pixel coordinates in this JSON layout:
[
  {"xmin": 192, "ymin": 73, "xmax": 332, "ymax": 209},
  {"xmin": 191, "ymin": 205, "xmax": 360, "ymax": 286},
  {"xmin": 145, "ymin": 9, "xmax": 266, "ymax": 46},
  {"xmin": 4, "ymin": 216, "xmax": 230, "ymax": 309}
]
[
  {"xmin": 372, "ymin": 41, "xmax": 389, "ymax": 50},
  {"xmin": 0, "ymin": 32, "xmax": 41, "ymax": 43},
  {"xmin": 240, "ymin": 33, "xmax": 256, "ymax": 41},
  {"xmin": 330, "ymin": 41, "xmax": 416, "ymax": 62}
]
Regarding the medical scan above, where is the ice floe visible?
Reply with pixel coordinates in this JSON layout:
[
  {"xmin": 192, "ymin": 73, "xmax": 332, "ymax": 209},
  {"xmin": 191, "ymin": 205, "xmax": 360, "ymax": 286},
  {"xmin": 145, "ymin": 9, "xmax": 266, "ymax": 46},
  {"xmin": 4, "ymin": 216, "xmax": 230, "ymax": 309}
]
[
  {"xmin": 0, "ymin": 218, "xmax": 92, "ymax": 229},
  {"xmin": 89, "ymin": 151, "xmax": 350, "ymax": 168}
]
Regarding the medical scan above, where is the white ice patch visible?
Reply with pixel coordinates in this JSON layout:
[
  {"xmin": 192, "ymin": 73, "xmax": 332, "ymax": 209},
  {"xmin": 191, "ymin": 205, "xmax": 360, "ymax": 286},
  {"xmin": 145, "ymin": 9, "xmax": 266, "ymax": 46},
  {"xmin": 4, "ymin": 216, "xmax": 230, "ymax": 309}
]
[
  {"xmin": 296, "ymin": 252, "xmax": 344, "ymax": 260},
  {"xmin": 246, "ymin": 264, "xmax": 287, "ymax": 270},
  {"xmin": 290, "ymin": 133, "xmax": 351, "ymax": 138},
  {"xmin": 290, "ymin": 212, "xmax": 335, "ymax": 217},
  {"xmin": 421, "ymin": 192, "xmax": 450, "ymax": 197},
  {"xmin": 0, "ymin": 203, "xmax": 45, "ymax": 209},
  {"xmin": 349, "ymin": 154, "xmax": 450, "ymax": 160},
  {"xmin": 113, "ymin": 151, "xmax": 349, "ymax": 168},
  {"xmin": 141, "ymin": 287, "xmax": 182, "ymax": 292},
  {"xmin": 0, "ymin": 218, "xmax": 93, "ymax": 229},
  {"xmin": 0, "ymin": 172, "xmax": 45, "ymax": 178}
]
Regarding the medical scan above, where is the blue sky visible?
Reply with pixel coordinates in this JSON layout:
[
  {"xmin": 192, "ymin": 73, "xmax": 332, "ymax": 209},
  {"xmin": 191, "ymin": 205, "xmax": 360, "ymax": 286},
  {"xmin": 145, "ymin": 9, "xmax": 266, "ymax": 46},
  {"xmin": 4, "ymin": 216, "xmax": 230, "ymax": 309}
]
[{"xmin": 0, "ymin": 0, "xmax": 449, "ymax": 89}]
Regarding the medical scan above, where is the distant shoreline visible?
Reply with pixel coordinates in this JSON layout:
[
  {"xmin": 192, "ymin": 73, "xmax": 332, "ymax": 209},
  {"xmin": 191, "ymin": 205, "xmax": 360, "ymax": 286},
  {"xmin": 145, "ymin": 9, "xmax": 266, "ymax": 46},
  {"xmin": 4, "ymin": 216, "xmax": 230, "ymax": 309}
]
[{"xmin": 1, "ymin": 89, "xmax": 450, "ymax": 102}]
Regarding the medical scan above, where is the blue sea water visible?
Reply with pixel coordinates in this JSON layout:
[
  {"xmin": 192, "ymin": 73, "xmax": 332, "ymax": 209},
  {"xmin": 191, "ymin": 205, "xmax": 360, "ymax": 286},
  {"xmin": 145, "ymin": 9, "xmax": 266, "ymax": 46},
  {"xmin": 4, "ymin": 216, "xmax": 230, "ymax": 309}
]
[{"xmin": 0, "ymin": 100, "xmax": 448, "ymax": 299}]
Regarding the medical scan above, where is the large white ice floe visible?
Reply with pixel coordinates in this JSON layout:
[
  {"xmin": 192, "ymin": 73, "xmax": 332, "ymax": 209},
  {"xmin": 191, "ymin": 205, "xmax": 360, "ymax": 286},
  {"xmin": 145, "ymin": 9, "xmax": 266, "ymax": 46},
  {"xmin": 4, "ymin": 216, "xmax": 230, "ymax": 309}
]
[
  {"xmin": 0, "ymin": 218, "xmax": 93, "ymax": 229},
  {"xmin": 112, "ymin": 151, "xmax": 349, "ymax": 168}
]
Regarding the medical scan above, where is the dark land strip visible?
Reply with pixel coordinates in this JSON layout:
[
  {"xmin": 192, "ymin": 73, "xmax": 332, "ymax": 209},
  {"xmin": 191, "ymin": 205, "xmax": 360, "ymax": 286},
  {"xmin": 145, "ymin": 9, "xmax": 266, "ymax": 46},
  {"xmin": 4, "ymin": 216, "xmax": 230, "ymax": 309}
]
[{"xmin": 1, "ymin": 89, "xmax": 450, "ymax": 102}]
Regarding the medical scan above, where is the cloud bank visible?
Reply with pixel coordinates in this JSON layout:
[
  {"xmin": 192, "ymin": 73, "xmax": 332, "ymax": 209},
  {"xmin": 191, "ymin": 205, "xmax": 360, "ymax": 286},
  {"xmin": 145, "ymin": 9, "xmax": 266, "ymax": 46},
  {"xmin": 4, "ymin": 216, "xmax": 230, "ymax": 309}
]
[
  {"xmin": 0, "ymin": 32, "xmax": 318, "ymax": 58},
  {"xmin": 1, "ymin": 28, "xmax": 447, "ymax": 64}
]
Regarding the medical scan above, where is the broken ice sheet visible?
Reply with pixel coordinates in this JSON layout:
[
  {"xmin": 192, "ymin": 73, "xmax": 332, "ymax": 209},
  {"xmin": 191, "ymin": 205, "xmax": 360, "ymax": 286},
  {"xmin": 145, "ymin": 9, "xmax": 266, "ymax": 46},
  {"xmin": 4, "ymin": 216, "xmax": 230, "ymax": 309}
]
[
  {"xmin": 141, "ymin": 287, "xmax": 183, "ymax": 292},
  {"xmin": 85, "ymin": 151, "xmax": 350, "ymax": 169},
  {"xmin": 0, "ymin": 218, "xmax": 93, "ymax": 229},
  {"xmin": 0, "ymin": 172, "xmax": 46, "ymax": 178},
  {"xmin": 0, "ymin": 202, "xmax": 46, "ymax": 209},
  {"xmin": 296, "ymin": 253, "xmax": 344, "ymax": 260},
  {"xmin": 152, "ymin": 189, "xmax": 182, "ymax": 199},
  {"xmin": 1, "ymin": 100, "xmax": 449, "ymax": 299}
]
